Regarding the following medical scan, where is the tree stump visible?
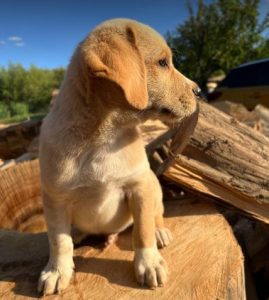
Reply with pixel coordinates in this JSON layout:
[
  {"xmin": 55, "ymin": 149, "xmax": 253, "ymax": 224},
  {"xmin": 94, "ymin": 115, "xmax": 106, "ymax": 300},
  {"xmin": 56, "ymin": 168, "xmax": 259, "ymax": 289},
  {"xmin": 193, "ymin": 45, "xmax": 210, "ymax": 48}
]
[{"xmin": 0, "ymin": 199, "xmax": 245, "ymax": 299}]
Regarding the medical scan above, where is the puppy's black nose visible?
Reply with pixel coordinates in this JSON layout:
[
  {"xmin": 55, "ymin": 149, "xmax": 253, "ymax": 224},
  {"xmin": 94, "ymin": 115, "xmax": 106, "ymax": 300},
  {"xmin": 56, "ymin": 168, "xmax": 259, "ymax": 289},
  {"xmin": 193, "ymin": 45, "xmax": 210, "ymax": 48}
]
[{"xmin": 192, "ymin": 87, "xmax": 202, "ymax": 98}]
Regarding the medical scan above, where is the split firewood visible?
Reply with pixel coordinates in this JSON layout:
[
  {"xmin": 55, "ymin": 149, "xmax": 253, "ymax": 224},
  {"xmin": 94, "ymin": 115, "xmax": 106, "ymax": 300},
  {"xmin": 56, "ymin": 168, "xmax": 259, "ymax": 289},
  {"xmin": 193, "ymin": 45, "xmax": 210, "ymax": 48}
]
[
  {"xmin": 0, "ymin": 119, "xmax": 42, "ymax": 160},
  {"xmin": 212, "ymin": 101, "xmax": 269, "ymax": 137},
  {"xmin": 254, "ymin": 104, "xmax": 269, "ymax": 137},
  {"xmin": 160, "ymin": 101, "xmax": 269, "ymax": 224}
]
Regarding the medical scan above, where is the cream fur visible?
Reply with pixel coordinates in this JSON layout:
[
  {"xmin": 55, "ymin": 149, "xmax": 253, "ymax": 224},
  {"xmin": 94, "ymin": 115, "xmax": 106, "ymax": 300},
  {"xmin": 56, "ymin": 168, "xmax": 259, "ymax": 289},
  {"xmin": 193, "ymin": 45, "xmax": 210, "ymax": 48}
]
[{"xmin": 38, "ymin": 18, "xmax": 198, "ymax": 295}]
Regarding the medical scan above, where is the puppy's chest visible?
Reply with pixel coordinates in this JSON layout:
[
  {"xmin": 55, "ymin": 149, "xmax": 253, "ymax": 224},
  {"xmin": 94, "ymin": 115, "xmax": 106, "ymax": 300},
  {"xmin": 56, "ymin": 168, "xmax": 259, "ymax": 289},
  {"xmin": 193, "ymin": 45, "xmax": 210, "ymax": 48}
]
[{"xmin": 73, "ymin": 145, "xmax": 149, "ymax": 188}]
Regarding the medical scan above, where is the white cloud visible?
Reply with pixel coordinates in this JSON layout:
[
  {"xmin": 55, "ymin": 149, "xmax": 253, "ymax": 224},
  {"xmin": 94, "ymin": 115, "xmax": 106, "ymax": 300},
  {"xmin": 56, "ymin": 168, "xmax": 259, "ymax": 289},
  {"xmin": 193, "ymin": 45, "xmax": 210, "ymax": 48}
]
[
  {"xmin": 0, "ymin": 40, "xmax": 6, "ymax": 45},
  {"xmin": 8, "ymin": 36, "xmax": 23, "ymax": 42},
  {"xmin": 15, "ymin": 42, "xmax": 25, "ymax": 47},
  {"xmin": 7, "ymin": 36, "xmax": 25, "ymax": 47}
]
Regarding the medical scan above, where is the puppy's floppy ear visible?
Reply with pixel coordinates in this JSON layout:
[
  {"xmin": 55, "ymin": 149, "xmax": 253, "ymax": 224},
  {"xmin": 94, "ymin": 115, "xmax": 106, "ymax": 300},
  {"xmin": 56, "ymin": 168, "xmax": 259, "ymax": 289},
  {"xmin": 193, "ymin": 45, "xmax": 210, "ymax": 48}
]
[{"xmin": 85, "ymin": 26, "xmax": 148, "ymax": 110}]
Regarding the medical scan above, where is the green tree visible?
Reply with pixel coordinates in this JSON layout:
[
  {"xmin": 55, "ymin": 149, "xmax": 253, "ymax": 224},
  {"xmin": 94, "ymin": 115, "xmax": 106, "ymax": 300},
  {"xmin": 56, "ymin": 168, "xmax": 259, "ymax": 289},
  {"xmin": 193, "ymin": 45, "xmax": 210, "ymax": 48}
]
[
  {"xmin": 167, "ymin": 0, "xmax": 269, "ymax": 90},
  {"xmin": 0, "ymin": 63, "xmax": 28, "ymax": 114},
  {"xmin": 52, "ymin": 67, "xmax": 65, "ymax": 88},
  {"xmin": 26, "ymin": 65, "xmax": 52, "ymax": 112},
  {"xmin": 25, "ymin": 66, "xmax": 65, "ymax": 112},
  {"xmin": 0, "ymin": 64, "xmax": 65, "ymax": 118}
]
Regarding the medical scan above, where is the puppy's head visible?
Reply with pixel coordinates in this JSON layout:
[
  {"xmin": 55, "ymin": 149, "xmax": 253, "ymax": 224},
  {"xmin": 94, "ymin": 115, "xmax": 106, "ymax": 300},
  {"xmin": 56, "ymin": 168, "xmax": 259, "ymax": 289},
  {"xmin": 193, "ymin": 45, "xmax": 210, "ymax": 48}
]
[{"xmin": 81, "ymin": 19, "xmax": 199, "ymax": 123}]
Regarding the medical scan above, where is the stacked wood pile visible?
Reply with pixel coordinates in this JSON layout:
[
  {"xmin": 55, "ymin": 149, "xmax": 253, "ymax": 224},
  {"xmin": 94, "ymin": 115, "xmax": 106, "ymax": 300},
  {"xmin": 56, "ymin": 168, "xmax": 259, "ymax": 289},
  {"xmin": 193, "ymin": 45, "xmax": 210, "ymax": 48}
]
[
  {"xmin": 0, "ymin": 119, "xmax": 41, "ymax": 160},
  {"xmin": 0, "ymin": 100, "xmax": 269, "ymax": 299}
]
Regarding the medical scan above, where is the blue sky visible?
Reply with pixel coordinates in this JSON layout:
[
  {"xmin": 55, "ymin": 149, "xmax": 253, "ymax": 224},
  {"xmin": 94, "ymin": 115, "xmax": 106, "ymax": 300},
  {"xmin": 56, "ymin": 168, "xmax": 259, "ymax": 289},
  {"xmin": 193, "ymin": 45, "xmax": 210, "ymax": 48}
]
[{"xmin": 0, "ymin": 0, "xmax": 268, "ymax": 69}]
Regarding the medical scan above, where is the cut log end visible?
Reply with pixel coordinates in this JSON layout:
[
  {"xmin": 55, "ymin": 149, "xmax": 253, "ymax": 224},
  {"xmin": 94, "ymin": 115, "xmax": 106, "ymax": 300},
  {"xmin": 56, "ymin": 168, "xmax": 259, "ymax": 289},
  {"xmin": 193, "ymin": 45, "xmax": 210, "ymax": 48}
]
[
  {"xmin": 0, "ymin": 200, "xmax": 245, "ymax": 300},
  {"xmin": 0, "ymin": 159, "xmax": 45, "ymax": 233}
]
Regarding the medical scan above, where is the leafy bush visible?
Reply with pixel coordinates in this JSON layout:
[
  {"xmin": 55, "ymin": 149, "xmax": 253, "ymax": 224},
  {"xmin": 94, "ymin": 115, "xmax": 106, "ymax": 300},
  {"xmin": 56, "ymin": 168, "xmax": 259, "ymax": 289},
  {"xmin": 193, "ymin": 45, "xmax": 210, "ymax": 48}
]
[
  {"xmin": 10, "ymin": 102, "xmax": 29, "ymax": 117},
  {"xmin": 0, "ymin": 103, "xmax": 10, "ymax": 119},
  {"xmin": 0, "ymin": 64, "xmax": 65, "ymax": 119}
]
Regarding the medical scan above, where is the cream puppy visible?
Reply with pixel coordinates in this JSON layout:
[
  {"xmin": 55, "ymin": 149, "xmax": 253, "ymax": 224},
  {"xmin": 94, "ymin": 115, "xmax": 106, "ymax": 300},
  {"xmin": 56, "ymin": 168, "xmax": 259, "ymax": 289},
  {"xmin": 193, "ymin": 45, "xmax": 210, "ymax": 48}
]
[{"xmin": 38, "ymin": 18, "xmax": 199, "ymax": 295}]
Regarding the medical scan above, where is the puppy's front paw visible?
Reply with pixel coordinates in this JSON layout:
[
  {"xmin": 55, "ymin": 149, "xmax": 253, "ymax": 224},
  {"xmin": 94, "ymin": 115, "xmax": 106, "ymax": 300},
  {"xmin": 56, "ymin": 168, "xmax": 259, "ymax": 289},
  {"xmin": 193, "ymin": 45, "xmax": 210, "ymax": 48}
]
[
  {"xmin": 134, "ymin": 248, "xmax": 168, "ymax": 288},
  {"xmin": 38, "ymin": 262, "xmax": 74, "ymax": 295},
  {"xmin": 155, "ymin": 228, "xmax": 173, "ymax": 248}
]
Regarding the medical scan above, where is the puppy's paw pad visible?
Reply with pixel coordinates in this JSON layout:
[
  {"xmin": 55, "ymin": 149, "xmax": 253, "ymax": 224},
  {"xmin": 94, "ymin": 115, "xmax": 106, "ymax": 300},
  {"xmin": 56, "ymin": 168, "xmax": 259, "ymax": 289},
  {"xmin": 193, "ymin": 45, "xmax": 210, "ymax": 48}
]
[
  {"xmin": 38, "ymin": 265, "xmax": 73, "ymax": 295},
  {"xmin": 135, "ymin": 248, "xmax": 168, "ymax": 288},
  {"xmin": 155, "ymin": 228, "xmax": 173, "ymax": 248}
]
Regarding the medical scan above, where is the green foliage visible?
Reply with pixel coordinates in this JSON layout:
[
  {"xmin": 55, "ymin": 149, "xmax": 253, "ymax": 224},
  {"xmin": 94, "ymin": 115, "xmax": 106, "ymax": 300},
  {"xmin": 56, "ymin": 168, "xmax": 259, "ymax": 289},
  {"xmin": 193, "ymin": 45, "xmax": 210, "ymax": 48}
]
[
  {"xmin": 0, "ymin": 103, "xmax": 10, "ymax": 119},
  {"xmin": 0, "ymin": 63, "xmax": 65, "ymax": 119},
  {"xmin": 167, "ymin": 0, "xmax": 269, "ymax": 90},
  {"xmin": 10, "ymin": 102, "xmax": 29, "ymax": 116}
]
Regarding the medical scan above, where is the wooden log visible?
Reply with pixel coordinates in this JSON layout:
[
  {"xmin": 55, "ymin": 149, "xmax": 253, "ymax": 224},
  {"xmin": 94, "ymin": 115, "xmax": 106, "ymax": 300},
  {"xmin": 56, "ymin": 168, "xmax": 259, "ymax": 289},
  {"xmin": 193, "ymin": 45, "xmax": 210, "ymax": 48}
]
[
  {"xmin": 0, "ymin": 119, "xmax": 42, "ymax": 160},
  {"xmin": 0, "ymin": 160, "xmax": 45, "ymax": 233},
  {"xmin": 163, "ymin": 101, "xmax": 269, "ymax": 223},
  {"xmin": 0, "ymin": 200, "xmax": 245, "ymax": 300},
  {"xmin": 212, "ymin": 101, "xmax": 269, "ymax": 137}
]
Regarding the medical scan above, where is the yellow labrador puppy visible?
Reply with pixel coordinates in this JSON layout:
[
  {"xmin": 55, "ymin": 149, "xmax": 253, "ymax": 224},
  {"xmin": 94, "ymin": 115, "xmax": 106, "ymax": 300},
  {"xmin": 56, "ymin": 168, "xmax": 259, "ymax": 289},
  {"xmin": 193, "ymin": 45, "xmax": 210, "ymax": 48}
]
[{"xmin": 38, "ymin": 18, "xmax": 200, "ymax": 295}]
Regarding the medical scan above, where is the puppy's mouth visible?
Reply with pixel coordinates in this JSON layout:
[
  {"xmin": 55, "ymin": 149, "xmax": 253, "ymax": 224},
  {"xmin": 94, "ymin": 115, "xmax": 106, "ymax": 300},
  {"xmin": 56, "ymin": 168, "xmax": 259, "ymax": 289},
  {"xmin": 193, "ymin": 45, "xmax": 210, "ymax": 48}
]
[
  {"xmin": 159, "ymin": 107, "xmax": 175, "ymax": 115},
  {"xmin": 143, "ymin": 105, "xmax": 179, "ymax": 121}
]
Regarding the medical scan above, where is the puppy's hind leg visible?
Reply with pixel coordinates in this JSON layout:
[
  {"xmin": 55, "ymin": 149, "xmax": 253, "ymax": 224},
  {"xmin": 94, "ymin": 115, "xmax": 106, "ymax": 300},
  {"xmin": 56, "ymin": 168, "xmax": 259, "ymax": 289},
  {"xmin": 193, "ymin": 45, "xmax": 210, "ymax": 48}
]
[
  {"xmin": 104, "ymin": 233, "xmax": 118, "ymax": 247},
  {"xmin": 38, "ymin": 192, "xmax": 74, "ymax": 295},
  {"xmin": 71, "ymin": 226, "xmax": 89, "ymax": 245}
]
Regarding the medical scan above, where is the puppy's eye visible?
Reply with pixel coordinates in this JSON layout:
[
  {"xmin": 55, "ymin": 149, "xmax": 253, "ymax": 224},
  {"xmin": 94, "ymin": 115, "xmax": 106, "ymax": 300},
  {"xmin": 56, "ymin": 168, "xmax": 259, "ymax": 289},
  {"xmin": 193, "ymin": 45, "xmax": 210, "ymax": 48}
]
[{"xmin": 158, "ymin": 59, "xmax": 168, "ymax": 68}]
